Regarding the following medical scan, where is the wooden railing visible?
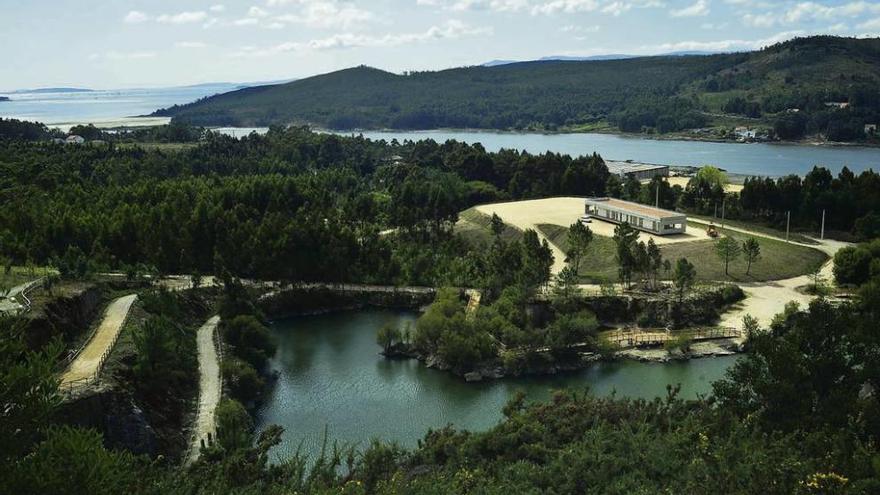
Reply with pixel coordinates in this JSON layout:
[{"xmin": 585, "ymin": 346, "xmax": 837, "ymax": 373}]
[{"xmin": 605, "ymin": 326, "xmax": 740, "ymax": 348}]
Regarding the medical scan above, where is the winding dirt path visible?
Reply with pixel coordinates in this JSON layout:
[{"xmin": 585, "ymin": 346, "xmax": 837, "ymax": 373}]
[
  {"xmin": 60, "ymin": 294, "xmax": 137, "ymax": 389},
  {"xmin": 188, "ymin": 315, "xmax": 221, "ymax": 464},
  {"xmin": 718, "ymin": 236, "xmax": 850, "ymax": 329}
]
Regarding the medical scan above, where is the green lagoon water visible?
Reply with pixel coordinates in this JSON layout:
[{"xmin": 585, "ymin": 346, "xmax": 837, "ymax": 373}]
[{"xmin": 255, "ymin": 309, "xmax": 737, "ymax": 461}]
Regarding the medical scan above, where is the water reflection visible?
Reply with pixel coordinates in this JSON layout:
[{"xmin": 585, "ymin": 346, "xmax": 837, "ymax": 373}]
[{"xmin": 256, "ymin": 309, "xmax": 737, "ymax": 462}]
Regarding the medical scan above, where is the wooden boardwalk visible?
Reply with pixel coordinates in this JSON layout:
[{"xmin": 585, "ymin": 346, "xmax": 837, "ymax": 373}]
[
  {"xmin": 605, "ymin": 327, "xmax": 740, "ymax": 348},
  {"xmin": 60, "ymin": 294, "xmax": 137, "ymax": 391}
]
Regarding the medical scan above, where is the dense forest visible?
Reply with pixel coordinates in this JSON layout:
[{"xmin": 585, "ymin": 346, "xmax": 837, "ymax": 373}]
[
  {"xmin": 5, "ymin": 258, "xmax": 880, "ymax": 493},
  {"xmin": 1, "ymin": 119, "xmax": 878, "ymax": 287},
  {"xmin": 0, "ymin": 122, "xmax": 609, "ymax": 286},
  {"xmin": 155, "ymin": 36, "xmax": 880, "ymax": 142},
  {"xmin": 4, "ymin": 119, "xmax": 880, "ymax": 493}
]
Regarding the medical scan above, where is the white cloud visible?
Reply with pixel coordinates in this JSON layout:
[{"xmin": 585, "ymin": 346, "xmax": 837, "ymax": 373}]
[
  {"xmin": 248, "ymin": 6, "xmax": 270, "ymax": 17},
  {"xmin": 233, "ymin": 17, "xmax": 260, "ymax": 25},
  {"xmin": 274, "ymin": 2, "xmax": 376, "ymax": 29},
  {"xmin": 123, "ymin": 11, "xmax": 150, "ymax": 23},
  {"xmin": 700, "ymin": 21, "xmax": 728, "ymax": 29},
  {"xmin": 743, "ymin": 12, "xmax": 776, "ymax": 27},
  {"xmin": 739, "ymin": 2, "xmax": 880, "ymax": 29},
  {"xmin": 670, "ymin": 0, "xmax": 709, "ymax": 17},
  {"xmin": 561, "ymin": 24, "xmax": 601, "ymax": 32},
  {"xmin": 209, "ymin": 4, "xmax": 226, "ymax": 12},
  {"xmin": 232, "ymin": 19, "xmax": 492, "ymax": 56},
  {"xmin": 859, "ymin": 17, "xmax": 880, "ymax": 30},
  {"xmin": 156, "ymin": 11, "xmax": 208, "ymax": 24},
  {"xmin": 174, "ymin": 41, "xmax": 209, "ymax": 48},
  {"xmin": 89, "ymin": 51, "xmax": 158, "ymax": 61},
  {"xmin": 531, "ymin": 0, "xmax": 600, "ymax": 15},
  {"xmin": 641, "ymin": 29, "xmax": 804, "ymax": 53},
  {"xmin": 418, "ymin": 0, "xmax": 664, "ymax": 15},
  {"xmin": 602, "ymin": 1, "xmax": 632, "ymax": 15}
]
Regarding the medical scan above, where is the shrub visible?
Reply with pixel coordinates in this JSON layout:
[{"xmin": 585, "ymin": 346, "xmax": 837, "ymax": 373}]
[
  {"xmin": 221, "ymin": 357, "xmax": 266, "ymax": 405},
  {"xmin": 215, "ymin": 399, "xmax": 252, "ymax": 452},
  {"xmin": 222, "ymin": 315, "xmax": 276, "ymax": 369},
  {"xmin": 720, "ymin": 285, "xmax": 745, "ymax": 304}
]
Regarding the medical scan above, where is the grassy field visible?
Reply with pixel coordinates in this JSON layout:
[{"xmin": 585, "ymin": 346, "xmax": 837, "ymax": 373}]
[
  {"xmin": 455, "ymin": 207, "xmax": 524, "ymax": 246},
  {"xmin": 688, "ymin": 215, "xmax": 819, "ymax": 245},
  {"xmin": 537, "ymin": 224, "xmax": 619, "ymax": 282},
  {"xmin": 536, "ymin": 223, "xmax": 827, "ymax": 283}
]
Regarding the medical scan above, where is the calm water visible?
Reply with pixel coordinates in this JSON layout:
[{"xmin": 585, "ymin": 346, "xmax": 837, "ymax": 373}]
[
  {"xmin": 256, "ymin": 309, "xmax": 736, "ymax": 461},
  {"xmin": 6, "ymin": 86, "xmax": 877, "ymax": 176},
  {"xmin": 347, "ymin": 129, "xmax": 880, "ymax": 177},
  {"xmin": 0, "ymin": 84, "xmax": 241, "ymax": 128}
]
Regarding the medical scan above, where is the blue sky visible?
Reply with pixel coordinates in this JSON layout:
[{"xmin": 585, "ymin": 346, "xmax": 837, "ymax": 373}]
[{"xmin": 2, "ymin": 0, "xmax": 879, "ymax": 88}]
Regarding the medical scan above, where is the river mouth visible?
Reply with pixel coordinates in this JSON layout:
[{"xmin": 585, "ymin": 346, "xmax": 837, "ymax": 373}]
[{"xmin": 255, "ymin": 309, "xmax": 738, "ymax": 462}]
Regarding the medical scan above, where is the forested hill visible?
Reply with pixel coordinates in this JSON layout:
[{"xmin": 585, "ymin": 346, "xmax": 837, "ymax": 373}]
[{"xmin": 154, "ymin": 36, "xmax": 880, "ymax": 141}]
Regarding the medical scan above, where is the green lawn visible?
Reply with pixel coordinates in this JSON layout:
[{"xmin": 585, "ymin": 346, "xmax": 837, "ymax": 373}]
[
  {"xmin": 688, "ymin": 215, "xmax": 819, "ymax": 245},
  {"xmin": 455, "ymin": 208, "xmax": 523, "ymax": 246},
  {"xmin": 536, "ymin": 223, "xmax": 827, "ymax": 283}
]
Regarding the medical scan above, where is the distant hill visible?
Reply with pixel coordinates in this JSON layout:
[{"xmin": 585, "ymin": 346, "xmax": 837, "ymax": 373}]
[
  {"xmin": 155, "ymin": 36, "xmax": 880, "ymax": 141},
  {"xmin": 11, "ymin": 87, "xmax": 94, "ymax": 94}
]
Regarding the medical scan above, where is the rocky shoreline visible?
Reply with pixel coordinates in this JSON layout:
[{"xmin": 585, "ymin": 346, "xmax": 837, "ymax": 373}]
[{"xmin": 384, "ymin": 337, "xmax": 744, "ymax": 383}]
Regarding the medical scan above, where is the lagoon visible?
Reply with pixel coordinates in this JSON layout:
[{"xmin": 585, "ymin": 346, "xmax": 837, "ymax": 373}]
[{"xmin": 255, "ymin": 309, "xmax": 737, "ymax": 462}]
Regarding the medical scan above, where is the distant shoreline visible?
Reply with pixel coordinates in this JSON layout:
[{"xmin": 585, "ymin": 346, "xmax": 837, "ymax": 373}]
[{"xmin": 331, "ymin": 126, "xmax": 880, "ymax": 150}]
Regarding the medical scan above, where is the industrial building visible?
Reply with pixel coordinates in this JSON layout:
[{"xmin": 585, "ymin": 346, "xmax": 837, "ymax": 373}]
[
  {"xmin": 585, "ymin": 197, "xmax": 686, "ymax": 235},
  {"xmin": 605, "ymin": 160, "xmax": 669, "ymax": 181}
]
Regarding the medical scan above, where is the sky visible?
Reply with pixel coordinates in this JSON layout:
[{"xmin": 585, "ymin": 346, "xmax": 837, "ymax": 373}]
[{"xmin": 2, "ymin": 0, "xmax": 879, "ymax": 89}]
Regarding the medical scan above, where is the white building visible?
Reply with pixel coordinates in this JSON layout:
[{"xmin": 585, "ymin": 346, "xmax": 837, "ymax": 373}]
[
  {"xmin": 585, "ymin": 197, "xmax": 687, "ymax": 236},
  {"xmin": 65, "ymin": 135, "xmax": 85, "ymax": 144}
]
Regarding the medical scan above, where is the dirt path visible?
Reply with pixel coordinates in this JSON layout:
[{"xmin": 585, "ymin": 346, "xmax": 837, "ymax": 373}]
[
  {"xmin": 711, "ymin": 230, "xmax": 849, "ymax": 329},
  {"xmin": 187, "ymin": 315, "xmax": 221, "ymax": 464},
  {"xmin": 60, "ymin": 294, "xmax": 137, "ymax": 389}
]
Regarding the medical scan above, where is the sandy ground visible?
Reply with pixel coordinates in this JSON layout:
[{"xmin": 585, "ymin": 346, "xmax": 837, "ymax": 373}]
[
  {"xmin": 658, "ymin": 176, "xmax": 744, "ymax": 193},
  {"xmin": 188, "ymin": 315, "xmax": 221, "ymax": 464},
  {"xmin": 718, "ymin": 236, "xmax": 850, "ymax": 329},
  {"xmin": 474, "ymin": 197, "xmax": 712, "ymax": 275},
  {"xmin": 60, "ymin": 294, "xmax": 137, "ymax": 388}
]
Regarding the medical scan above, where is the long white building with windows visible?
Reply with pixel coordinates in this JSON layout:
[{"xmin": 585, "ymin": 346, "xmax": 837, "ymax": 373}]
[{"xmin": 585, "ymin": 197, "xmax": 686, "ymax": 236}]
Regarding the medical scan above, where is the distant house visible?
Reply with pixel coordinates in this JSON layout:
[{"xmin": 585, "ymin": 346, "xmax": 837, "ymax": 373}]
[
  {"xmin": 585, "ymin": 197, "xmax": 686, "ymax": 236},
  {"xmin": 605, "ymin": 160, "xmax": 669, "ymax": 181},
  {"xmin": 51, "ymin": 138, "xmax": 66, "ymax": 144},
  {"xmin": 65, "ymin": 135, "xmax": 85, "ymax": 144},
  {"xmin": 735, "ymin": 126, "xmax": 757, "ymax": 141},
  {"xmin": 825, "ymin": 102, "xmax": 850, "ymax": 109},
  {"xmin": 866, "ymin": 124, "xmax": 878, "ymax": 136}
]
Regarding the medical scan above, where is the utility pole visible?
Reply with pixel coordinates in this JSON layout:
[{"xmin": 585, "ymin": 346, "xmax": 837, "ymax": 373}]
[
  {"xmin": 820, "ymin": 209, "xmax": 826, "ymax": 240},
  {"xmin": 786, "ymin": 211, "xmax": 791, "ymax": 242},
  {"xmin": 655, "ymin": 183, "xmax": 659, "ymax": 208},
  {"xmin": 721, "ymin": 197, "xmax": 726, "ymax": 230},
  {"xmin": 714, "ymin": 203, "xmax": 717, "ymax": 218}
]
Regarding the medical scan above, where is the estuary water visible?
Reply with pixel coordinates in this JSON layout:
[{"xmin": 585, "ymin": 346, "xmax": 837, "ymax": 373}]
[
  {"xmin": 346, "ymin": 129, "xmax": 880, "ymax": 177},
  {"xmin": 255, "ymin": 309, "xmax": 736, "ymax": 462}
]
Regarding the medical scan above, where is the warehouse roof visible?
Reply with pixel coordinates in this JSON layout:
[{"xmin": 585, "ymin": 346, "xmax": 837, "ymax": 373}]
[
  {"xmin": 585, "ymin": 197, "xmax": 684, "ymax": 221},
  {"xmin": 606, "ymin": 160, "xmax": 669, "ymax": 175}
]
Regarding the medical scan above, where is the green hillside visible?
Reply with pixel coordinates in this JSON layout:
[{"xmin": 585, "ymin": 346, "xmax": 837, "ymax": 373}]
[{"xmin": 156, "ymin": 36, "xmax": 880, "ymax": 142}]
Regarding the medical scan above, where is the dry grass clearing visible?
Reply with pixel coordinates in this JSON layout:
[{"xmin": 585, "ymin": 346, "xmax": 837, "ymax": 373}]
[{"xmin": 536, "ymin": 223, "xmax": 827, "ymax": 283}]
